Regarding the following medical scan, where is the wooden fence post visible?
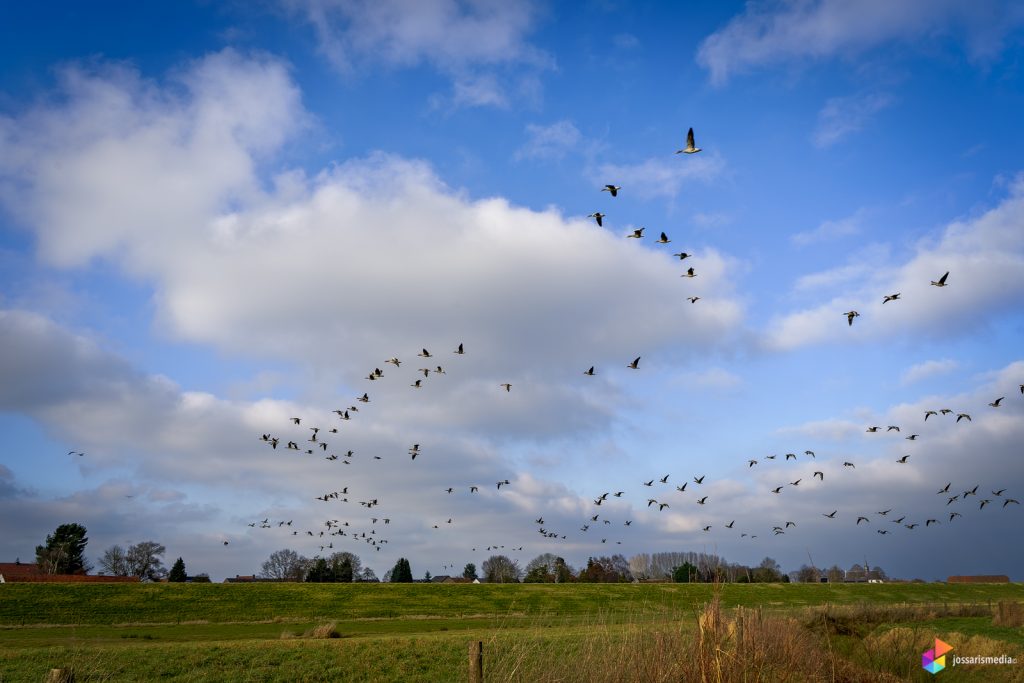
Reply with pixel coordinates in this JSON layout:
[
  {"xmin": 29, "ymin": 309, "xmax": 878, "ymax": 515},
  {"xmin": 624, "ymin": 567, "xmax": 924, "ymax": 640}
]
[
  {"xmin": 46, "ymin": 669, "xmax": 74, "ymax": 683},
  {"xmin": 469, "ymin": 641, "xmax": 483, "ymax": 683}
]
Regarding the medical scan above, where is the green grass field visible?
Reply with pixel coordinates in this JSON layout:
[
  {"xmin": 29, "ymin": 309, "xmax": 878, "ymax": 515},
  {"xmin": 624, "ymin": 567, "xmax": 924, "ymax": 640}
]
[{"xmin": 2, "ymin": 582, "xmax": 1022, "ymax": 681}]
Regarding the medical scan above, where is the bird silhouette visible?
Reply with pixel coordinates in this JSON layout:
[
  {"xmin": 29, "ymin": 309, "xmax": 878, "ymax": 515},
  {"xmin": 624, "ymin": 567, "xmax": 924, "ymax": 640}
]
[
  {"xmin": 844, "ymin": 311, "xmax": 860, "ymax": 326},
  {"xmin": 676, "ymin": 127, "xmax": 701, "ymax": 154},
  {"xmin": 601, "ymin": 184, "xmax": 621, "ymax": 197},
  {"xmin": 588, "ymin": 212, "xmax": 606, "ymax": 227},
  {"xmin": 930, "ymin": 271, "xmax": 949, "ymax": 287}
]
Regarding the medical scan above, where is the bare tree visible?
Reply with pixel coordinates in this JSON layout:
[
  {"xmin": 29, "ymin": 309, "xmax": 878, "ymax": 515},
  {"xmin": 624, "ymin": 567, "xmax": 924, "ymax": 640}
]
[
  {"xmin": 482, "ymin": 555, "xmax": 521, "ymax": 583},
  {"xmin": 259, "ymin": 548, "xmax": 309, "ymax": 581},
  {"xmin": 126, "ymin": 541, "xmax": 167, "ymax": 581},
  {"xmin": 98, "ymin": 544, "xmax": 131, "ymax": 576}
]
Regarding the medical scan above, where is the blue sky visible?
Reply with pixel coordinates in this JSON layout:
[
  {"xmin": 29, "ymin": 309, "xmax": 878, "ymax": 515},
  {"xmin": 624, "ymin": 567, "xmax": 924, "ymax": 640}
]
[{"xmin": 2, "ymin": 0, "xmax": 1023, "ymax": 582}]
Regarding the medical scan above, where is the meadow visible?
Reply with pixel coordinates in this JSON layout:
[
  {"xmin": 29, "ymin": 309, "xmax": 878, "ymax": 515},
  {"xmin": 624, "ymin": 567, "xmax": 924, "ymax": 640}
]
[{"xmin": 1, "ymin": 582, "xmax": 1022, "ymax": 682}]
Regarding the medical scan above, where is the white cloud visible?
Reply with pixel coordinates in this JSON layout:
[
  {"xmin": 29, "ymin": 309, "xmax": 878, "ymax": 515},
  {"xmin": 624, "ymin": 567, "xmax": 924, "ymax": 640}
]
[
  {"xmin": 282, "ymin": 0, "xmax": 550, "ymax": 108},
  {"xmin": 514, "ymin": 120, "xmax": 582, "ymax": 161},
  {"xmin": 765, "ymin": 175, "xmax": 1024, "ymax": 351},
  {"xmin": 697, "ymin": 0, "xmax": 1023, "ymax": 85},
  {"xmin": 791, "ymin": 209, "xmax": 867, "ymax": 246},
  {"xmin": 900, "ymin": 359, "xmax": 959, "ymax": 386},
  {"xmin": 813, "ymin": 92, "xmax": 894, "ymax": 148}
]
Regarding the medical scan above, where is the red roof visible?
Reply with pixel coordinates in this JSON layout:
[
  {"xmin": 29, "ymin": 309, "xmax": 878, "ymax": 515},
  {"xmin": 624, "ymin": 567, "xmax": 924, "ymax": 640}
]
[{"xmin": 0, "ymin": 562, "xmax": 43, "ymax": 578}]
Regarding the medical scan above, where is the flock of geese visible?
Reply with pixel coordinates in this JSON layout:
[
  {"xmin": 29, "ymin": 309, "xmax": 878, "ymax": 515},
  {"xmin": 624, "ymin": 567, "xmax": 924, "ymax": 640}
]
[{"xmin": 227, "ymin": 126, "xmax": 1020, "ymax": 575}]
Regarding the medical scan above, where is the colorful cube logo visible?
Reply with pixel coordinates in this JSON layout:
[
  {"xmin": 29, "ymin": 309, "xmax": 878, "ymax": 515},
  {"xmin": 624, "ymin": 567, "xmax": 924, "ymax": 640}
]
[{"xmin": 922, "ymin": 638, "xmax": 953, "ymax": 674}]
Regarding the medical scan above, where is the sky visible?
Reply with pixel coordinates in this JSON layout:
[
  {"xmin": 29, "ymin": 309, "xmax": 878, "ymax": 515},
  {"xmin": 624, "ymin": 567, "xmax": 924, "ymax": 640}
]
[{"xmin": 1, "ymin": 0, "xmax": 1023, "ymax": 583}]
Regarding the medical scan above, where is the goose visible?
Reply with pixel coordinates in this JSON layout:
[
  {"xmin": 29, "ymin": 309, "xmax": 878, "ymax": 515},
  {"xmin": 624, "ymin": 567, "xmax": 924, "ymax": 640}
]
[
  {"xmin": 694, "ymin": 475, "xmax": 705, "ymax": 484},
  {"xmin": 673, "ymin": 252, "xmax": 692, "ymax": 260},
  {"xmin": 658, "ymin": 503, "xmax": 669, "ymax": 511},
  {"xmin": 643, "ymin": 479, "xmax": 654, "ymax": 487},
  {"xmin": 67, "ymin": 450, "xmax": 85, "ymax": 456},
  {"xmin": 1004, "ymin": 498, "xmax": 1020, "ymax": 507},
  {"xmin": 357, "ymin": 393, "xmax": 369, "ymax": 403},
  {"xmin": 955, "ymin": 414, "xmax": 970, "ymax": 423},
  {"xmin": 725, "ymin": 520, "xmax": 735, "ymax": 529},
  {"xmin": 291, "ymin": 417, "xmax": 301, "ymax": 425},
  {"xmin": 681, "ymin": 267, "xmax": 696, "ymax": 278},
  {"xmin": 989, "ymin": 397, "xmax": 1005, "ymax": 407},
  {"xmin": 939, "ymin": 409, "xmax": 953, "ymax": 415},
  {"xmin": 790, "ymin": 479, "xmax": 801, "ymax": 486},
  {"xmin": 964, "ymin": 485, "xmax": 978, "ymax": 497},
  {"xmin": 883, "ymin": 293, "xmax": 901, "ymax": 303},
  {"xmin": 937, "ymin": 482, "xmax": 951, "ymax": 493},
  {"xmin": 500, "ymin": 383, "xmax": 512, "ymax": 392},
  {"xmin": 386, "ymin": 357, "xmax": 401, "ymax": 366},
  {"xmin": 887, "ymin": 425, "xmax": 900, "ymax": 432},
  {"xmin": 656, "ymin": 231, "xmax": 670, "ymax": 244},
  {"xmin": 696, "ymin": 496, "xmax": 708, "ymax": 504},
  {"xmin": 947, "ymin": 495, "xmax": 959, "ymax": 505},
  {"xmin": 785, "ymin": 453, "xmax": 796, "ymax": 460},
  {"xmin": 877, "ymin": 509, "xmax": 891, "ymax": 516},
  {"xmin": 601, "ymin": 185, "xmax": 621, "ymax": 196},
  {"xmin": 843, "ymin": 462, "xmax": 855, "ymax": 468},
  {"xmin": 892, "ymin": 516, "xmax": 905, "ymax": 524},
  {"xmin": 676, "ymin": 483, "xmax": 687, "ymax": 492},
  {"xmin": 876, "ymin": 529, "xmax": 889, "ymax": 535},
  {"xmin": 979, "ymin": 499, "xmax": 992, "ymax": 510},
  {"xmin": 702, "ymin": 525, "xmax": 712, "ymax": 531},
  {"xmin": 785, "ymin": 521, "xmax": 796, "ymax": 528},
  {"xmin": 659, "ymin": 474, "xmax": 670, "ymax": 483},
  {"xmin": 418, "ymin": 348, "xmax": 433, "ymax": 358},
  {"xmin": 992, "ymin": 489, "xmax": 1006, "ymax": 497},
  {"xmin": 771, "ymin": 486, "xmax": 784, "ymax": 494},
  {"xmin": 676, "ymin": 127, "xmax": 701, "ymax": 154},
  {"xmin": 411, "ymin": 379, "xmax": 423, "ymax": 389},
  {"xmin": 866, "ymin": 426, "xmax": 880, "ymax": 432},
  {"xmin": 748, "ymin": 459, "xmax": 758, "ymax": 467},
  {"xmin": 930, "ymin": 271, "xmax": 949, "ymax": 287},
  {"xmin": 924, "ymin": 410, "xmax": 937, "ymax": 420},
  {"xmin": 628, "ymin": 356, "xmax": 641, "ymax": 369},
  {"xmin": 588, "ymin": 212, "xmax": 606, "ymax": 227},
  {"xmin": 805, "ymin": 450, "xmax": 815, "ymax": 458},
  {"xmin": 905, "ymin": 523, "xmax": 918, "ymax": 529},
  {"xmin": 435, "ymin": 365, "xmax": 445, "ymax": 374},
  {"xmin": 455, "ymin": 343, "xmax": 464, "ymax": 355},
  {"xmin": 614, "ymin": 491, "xmax": 624, "ymax": 497},
  {"xmin": 905, "ymin": 434, "xmax": 919, "ymax": 440},
  {"xmin": 627, "ymin": 228, "xmax": 644, "ymax": 238},
  {"xmin": 418, "ymin": 368, "xmax": 431, "ymax": 377},
  {"xmin": 856, "ymin": 516, "xmax": 869, "ymax": 525},
  {"xmin": 687, "ymin": 296, "xmax": 700, "ymax": 303},
  {"xmin": 813, "ymin": 471, "xmax": 824, "ymax": 480},
  {"xmin": 844, "ymin": 310, "xmax": 860, "ymax": 326},
  {"xmin": 926, "ymin": 519, "xmax": 939, "ymax": 526},
  {"xmin": 897, "ymin": 455, "xmax": 910, "ymax": 463},
  {"xmin": 824, "ymin": 510, "xmax": 837, "ymax": 518},
  {"xmin": 584, "ymin": 366, "xmax": 595, "ymax": 376}
]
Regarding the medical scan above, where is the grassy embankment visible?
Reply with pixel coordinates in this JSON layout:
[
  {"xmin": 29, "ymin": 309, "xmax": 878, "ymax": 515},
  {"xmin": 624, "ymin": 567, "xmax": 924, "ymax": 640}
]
[{"xmin": 2, "ymin": 582, "xmax": 1022, "ymax": 681}]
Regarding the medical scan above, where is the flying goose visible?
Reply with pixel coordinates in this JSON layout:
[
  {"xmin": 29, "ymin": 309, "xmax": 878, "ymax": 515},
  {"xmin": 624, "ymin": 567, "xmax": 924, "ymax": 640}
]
[
  {"xmin": 813, "ymin": 471, "xmax": 824, "ymax": 480},
  {"xmin": 500, "ymin": 383, "xmax": 512, "ymax": 392},
  {"xmin": 418, "ymin": 348, "xmax": 433, "ymax": 358},
  {"xmin": 584, "ymin": 366, "xmax": 595, "ymax": 375},
  {"xmin": 930, "ymin": 272, "xmax": 949, "ymax": 287},
  {"xmin": 601, "ymin": 185, "xmax": 621, "ymax": 197},
  {"xmin": 844, "ymin": 310, "xmax": 860, "ymax": 326},
  {"xmin": 628, "ymin": 356, "xmax": 641, "ymax": 369},
  {"xmin": 656, "ymin": 232, "xmax": 670, "ymax": 244},
  {"xmin": 824, "ymin": 510, "xmax": 837, "ymax": 518},
  {"xmin": 694, "ymin": 475, "xmax": 705, "ymax": 484},
  {"xmin": 696, "ymin": 496, "xmax": 708, "ymax": 505},
  {"xmin": 455, "ymin": 343, "xmax": 464, "ymax": 354},
  {"xmin": 883, "ymin": 293, "xmax": 901, "ymax": 303},
  {"xmin": 386, "ymin": 357, "xmax": 401, "ymax": 366},
  {"xmin": 687, "ymin": 296, "xmax": 700, "ymax": 303},
  {"xmin": 956, "ymin": 414, "xmax": 970, "ymax": 423},
  {"xmin": 924, "ymin": 410, "xmax": 937, "ymax": 420},
  {"xmin": 676, "ymin": 127, "xmax": 701, "ymax": 154},
  {"xmin": 681, "ymin": 267, "xmax": 696, "ymax": 278},
  {"xmin": 897, "ymin": 455, "xmax": 910, "ymax": 463},
  {"xmin": 989, "ymin": 397, "xmax": 1005, "ymax": 407},
  {"xmin": 627, "ymin": 228, "xmax": 644, "ymax": 238}
]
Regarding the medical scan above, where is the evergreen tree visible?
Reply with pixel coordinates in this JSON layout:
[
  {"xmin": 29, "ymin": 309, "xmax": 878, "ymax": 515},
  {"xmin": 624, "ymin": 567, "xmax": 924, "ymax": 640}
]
[
  {"xmin": 36, "ymin": 523, "xmax": 90, "ymax": 575},
  {"xmin": 390, "ymin": 557, "xmax": 413, "ymax": 582},
  {"xmin": 462, "ymin": 563, "xmax": 478, "ymax": 580},
  {"xmin": 306, "ymin": 558, "xmax": 330, "ymax": 583},
  {"xmin": 168, "ymin": 557, "xmax": 187, "ymax": 582}
]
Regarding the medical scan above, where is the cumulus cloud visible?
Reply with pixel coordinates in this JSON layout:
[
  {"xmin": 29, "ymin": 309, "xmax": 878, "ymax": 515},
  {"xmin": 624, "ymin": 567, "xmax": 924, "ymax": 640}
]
[
  {"xmin": 765, "ymin": 175, "xmax": 1024, "ymax": 350},
  {"xmin": 697, "ymin": 0, "xmax": 1024, "ymax": 85},
  {"xmin": 0, "ymin": 51, "xmax": 751, "ymax": 578}
]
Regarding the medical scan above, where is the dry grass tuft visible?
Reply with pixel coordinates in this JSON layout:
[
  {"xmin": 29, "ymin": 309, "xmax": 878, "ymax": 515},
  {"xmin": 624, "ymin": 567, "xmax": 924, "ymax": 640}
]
[{"xmin": 306, "ymin": 621, "xmax": 341, "ymax": 639}]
